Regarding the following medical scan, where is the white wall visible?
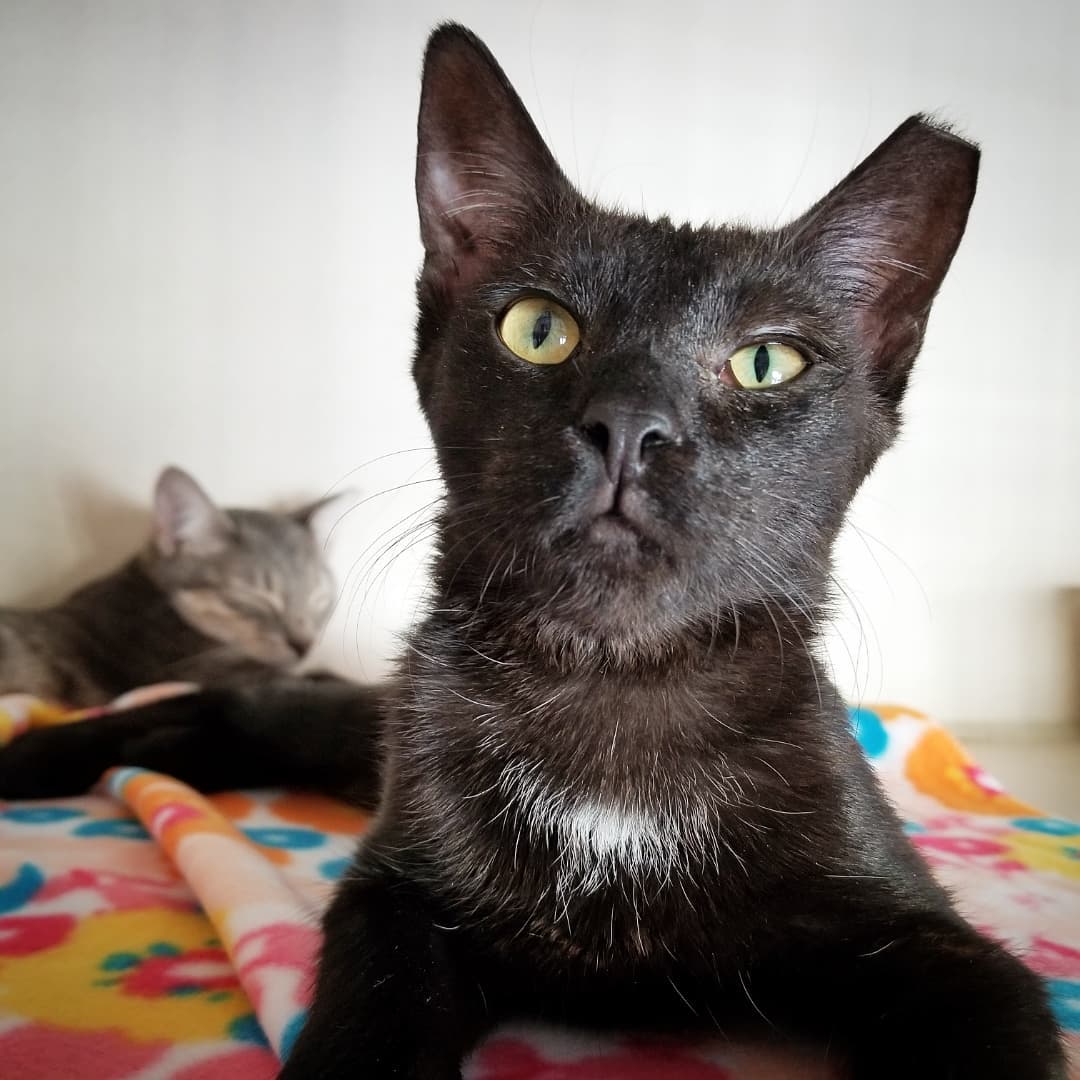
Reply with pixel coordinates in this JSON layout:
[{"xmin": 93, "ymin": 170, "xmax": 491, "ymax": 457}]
[{"xmin": 1, "ymin": 0, "xmax": 1077, "ymax": 732}]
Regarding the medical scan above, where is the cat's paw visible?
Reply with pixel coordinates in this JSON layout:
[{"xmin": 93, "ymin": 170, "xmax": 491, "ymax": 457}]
[
  {"xmin": 849, "ymin": 1007, "xmax": 1067, "ymax": 1080},
  {"xmin": 0, "ymin": 725, "xmax": 108, "ymax": 799}
]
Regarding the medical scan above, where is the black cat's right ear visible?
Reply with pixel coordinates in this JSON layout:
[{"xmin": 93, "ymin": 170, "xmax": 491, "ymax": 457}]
[
  {"xmin": 788, "ymin": 116, "xmax": 979, "ymax": 405},
  {"xmin": 153, "ymin": 466, "xmax": 233, "ymax": 557},
  {"xmin": 416, "ymin": 24, "xmax": 571, "ymax": 299}
]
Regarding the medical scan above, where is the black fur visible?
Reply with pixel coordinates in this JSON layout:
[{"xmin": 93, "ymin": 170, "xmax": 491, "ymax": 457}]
[{"xmin": 0, "ymin": 23, "xmax": 1065, "ymax": 1079}]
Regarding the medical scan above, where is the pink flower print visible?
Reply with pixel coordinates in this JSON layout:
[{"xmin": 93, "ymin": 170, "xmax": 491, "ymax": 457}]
[
  {"xmin": 962, "ymin": 763, "xmax": 1006, "ymax": 797},
  {"xmin": 989, "ymin": 858, "xmax": 1029, "ymax": 875},
  {"xmin": 0, "ymin": 1024, "xmax": 169, "ymax": 1079},
  {"xmin": 149, "ymin": 801, "xmax": 204, "ymax": 836},
  {"xmin": 912, "ymin": 835, "xmax": 1008, "ymax": 858},
  {"xmin": 36, "ymin": 868, "xmax": 191, "ymax": 912},
  {"xmin": 120, "ymin": 946, "xmax": 238, "ymax": 997},
  {"xmin": 1010, "ymin": 891, "xmax": 1051, "ymax": 912},
  {"xmin": 1026, "ymin": 937, "xmax": 1080, "ymax": 979},
  {"xmin": 171, "ymin": 1045, "xmax": 278, "ymax": 1080},
  {"xmin": 233, "ymin": 922, "xmax": 321, "ymax": 1013},
  {"xmin": 234, "ymin": 923, "xmax": 320, "ymax": 979},
  {"xmin": 0, "ymin": 913, "xmax": 77, "ymax": 956}
]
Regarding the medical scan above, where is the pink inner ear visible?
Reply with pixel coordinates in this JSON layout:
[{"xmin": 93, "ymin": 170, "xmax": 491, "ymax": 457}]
[
  {"xmin": 153, "ymin": 470, "xmax": 230, "ymax": 557},
  {"xmin": 153, "ymin": 522, "xmax": 178, "ymax": 558},
  {"xmin": 415, "ymin": 27, "xmax": 573, "ymax": 301},
  {"xmin": 419, "ymin": 153, "xmax": 485, "ymax": 293},
  {"xmin": 855, "ymin": 305, "xmax": 925, "ymax": 377},
  {"xmin": 787, "ymin": 117, "xmax": 978, "ymax": 397},
  {"xmin": 420, "ymin": 156, "xmax": 462, "ymax": 246}
]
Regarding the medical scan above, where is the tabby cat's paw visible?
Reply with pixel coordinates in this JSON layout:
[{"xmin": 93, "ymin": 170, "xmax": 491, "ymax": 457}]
[{"xmin": 0, "ymin": 725, "xmax": 107, "ymax": 799}]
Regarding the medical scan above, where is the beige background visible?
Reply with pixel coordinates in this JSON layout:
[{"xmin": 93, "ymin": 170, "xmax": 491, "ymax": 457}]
[{"xmin": 1, "ymin": 0, "xmax": 1077, "ymax": 734}]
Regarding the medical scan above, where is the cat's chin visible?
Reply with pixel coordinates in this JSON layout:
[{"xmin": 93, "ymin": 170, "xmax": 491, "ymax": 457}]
[
  {"xmin": 584, "ymin": 513, "xmax": 654, "ymax": 557},
  {"xmin": 522, "ymin": 540, "xmax": 700, "ymax": 668},
  {"xmin": 528, "ymin": 599, "xmax": 696, "ymax": 671}
]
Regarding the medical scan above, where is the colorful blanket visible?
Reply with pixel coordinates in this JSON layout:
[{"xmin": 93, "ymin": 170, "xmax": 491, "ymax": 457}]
[{"xmin": 0, "ymin": 690, "xmax": 1077, "ymax": 1078}]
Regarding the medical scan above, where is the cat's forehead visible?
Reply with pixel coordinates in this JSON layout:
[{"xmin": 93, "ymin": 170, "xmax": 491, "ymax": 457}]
[
  {"xmin": 502, "ymin": 208, "xmax": 828, "ymax": 342},
  {"xmin": 565, "ymin": 211, "xmax": 763, "ymax": 285},
  {"xmin": 228, "ymin": 511, "xmax": 316, "ymax": 564}
]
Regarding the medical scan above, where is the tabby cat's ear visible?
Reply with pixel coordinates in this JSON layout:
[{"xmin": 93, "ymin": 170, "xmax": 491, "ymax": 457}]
[
  {"xmin": 292, "ymin": 490, "xmax": 352, "ymax": 532},
  {"xmin": 789, "ymin": 116, "xmax": 979, "ymax": 404},
  {"xmin": 416, "ymin": 24, "xmax": 571, "ymax": 298},
  {"xmin": 153, "ymin": 467, "xmax": 233, "ymax": 557}
]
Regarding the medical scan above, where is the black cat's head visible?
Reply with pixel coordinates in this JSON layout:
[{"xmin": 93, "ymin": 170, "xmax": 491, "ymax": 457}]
[{"xmin": 412, "ymin": 24, "xmax": 978, "ymax": 665}]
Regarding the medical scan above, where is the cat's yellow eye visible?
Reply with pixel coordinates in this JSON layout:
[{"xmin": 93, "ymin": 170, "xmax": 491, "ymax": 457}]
[
  {"xmin": 725, "ymin": 342, "xmax": 807, "ymax": 389},
  {"xmin": 498, "ymin": 297, "xmax": 580, "ymax": 365}
]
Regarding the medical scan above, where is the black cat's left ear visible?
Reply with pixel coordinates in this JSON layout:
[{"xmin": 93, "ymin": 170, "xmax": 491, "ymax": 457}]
[
  {"xmin": 416, "ymin": 24, "xmax": 573, "ymax": 299},
  {"xmin": 788, "ymin": 116, "xmax": 979, "ymax": 403}
]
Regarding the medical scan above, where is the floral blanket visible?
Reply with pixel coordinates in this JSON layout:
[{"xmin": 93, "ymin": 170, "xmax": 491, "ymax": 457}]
[{"xmin": 0, "ymin": 690, "xmax": 1077, "ymax": 1078}]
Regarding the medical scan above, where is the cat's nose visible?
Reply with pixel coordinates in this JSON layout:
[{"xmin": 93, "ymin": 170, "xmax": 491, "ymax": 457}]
[
  {"xmin": 580, "ymin": 397, "xmax": 679, "ymax": 485},
  {"xmin": 286, "ymin": 631, "xmax": 313, "ymax": 656}
]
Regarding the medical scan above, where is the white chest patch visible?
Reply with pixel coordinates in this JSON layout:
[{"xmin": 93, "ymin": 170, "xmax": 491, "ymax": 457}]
[
  {"xmin": 562, "ymin": 800, "xmax": 668, "ymax": 869},
  {"xmin": 501, "ymin": 761, "xmax": 712, "ymax": 895}
]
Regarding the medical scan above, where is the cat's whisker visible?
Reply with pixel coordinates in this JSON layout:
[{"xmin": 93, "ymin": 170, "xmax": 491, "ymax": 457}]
[
  {"xmin": 319, "ymin": 445, "xmax": 441, "ymax": 490},
  {"xmin": 334, "ymin": 495, "xmax": 446, "ymax": 601},
  {"xmin": 318, "ymin": 443, "xmax": 500, "ymax": 507},
  {"xmin": 335, "ymin": 498, "xmax": 446, "ymax": 635},
  {"xmin": 348, "ymin": 520, "xmax": 443, "ymax": 659},
  {"xmin": 726, "ymin": 532, "xmax": 830, "ymax": 712},
  {"xmin": 337, "ymin": 474, "xmax": 506, "ymax": 632},
  {"xmin": 685, "ymin": 689, "xmax": 741, "ymax": 736},
  {"xmin": 754, "ymin": 755, "xmax": 792, "ymax": 788},
  {"xmin": 342, "ymin": 517, "xmax": 439, "ymax": 622},
  {"xmin": 825, "ymin": 572, "xmax": 881, "ymax": 707},
  {"xmin": 347, "ymin": 490, "xmax": 533, "ymax": 654},
  {"xmin": 473, "ymin": 536, "xmax": 521, "ymax": 615},
  {"xmin": 847, "ymin": 519, "xmax": 931, "ymax": 613},
  {"xmin": 729, "ymin": 601, "xmax": 742, "ymax": 661},
  {"xmin": 341, "ymin": 526, "xmax": 440, "ymax": 658},
  {"xmin": 322, "ymin": 477, "xmax": 447, "ymax": 548},
  {"xmin": 731, "ymin": 508, "xmax": 877, "ymax": 704},
  {"xmin": 461, "ymin": 641, "xmax": 520, "ymax": 668}
]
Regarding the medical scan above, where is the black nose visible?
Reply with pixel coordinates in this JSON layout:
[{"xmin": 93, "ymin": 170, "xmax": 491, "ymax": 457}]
[{"xmin": 580, "ymin": 397, "xmax": 679, "ymax": 485}]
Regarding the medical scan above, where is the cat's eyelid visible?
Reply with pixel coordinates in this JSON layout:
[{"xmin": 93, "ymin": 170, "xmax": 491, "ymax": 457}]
[
  {"xmin": 737, "ymin": 329, "xmax": 813, "ymax": 356},
  {"xmin": 731, "ymin": 330, "xmax": 843, "ymax": 370},
  {"xmin": 494, "ymin": 288, "xmax": 582, "ymax": 324},
  {"xmin": 230, "ymin": 584, "xmax": 286, "ymax": 612}
]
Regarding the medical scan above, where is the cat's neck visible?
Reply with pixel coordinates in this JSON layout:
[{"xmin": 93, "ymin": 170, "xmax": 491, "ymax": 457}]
[
  {"xmin": 422, "ymin": 585, "xmax": 825, "ymax": 685},
  {"xmin": 396, "ymin": 599, "xmax": 846, "ymax": 911},
  {"xmin": 405, "ymin": 597, "xmax": 834, "ymax": 766},
  {"xmin": 59, "ymin": 557, "xmax": 173, "ymax": 617}
]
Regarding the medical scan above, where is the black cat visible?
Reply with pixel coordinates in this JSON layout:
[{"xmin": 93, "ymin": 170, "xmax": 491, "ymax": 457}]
[{"xmin": 0, "ymin": 24, "xmax": 1065, "ymax": 1080}]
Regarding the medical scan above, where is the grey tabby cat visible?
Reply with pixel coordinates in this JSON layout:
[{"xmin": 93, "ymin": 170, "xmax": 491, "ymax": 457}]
[{"xmin": 0, "ymin": 466, "xmax": 336, "ymax": 705}]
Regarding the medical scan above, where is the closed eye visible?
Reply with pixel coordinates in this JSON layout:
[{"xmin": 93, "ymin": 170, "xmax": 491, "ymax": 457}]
[{"xmin": 228, "ymin": 587, "xmax": 285, "ymax": 617}]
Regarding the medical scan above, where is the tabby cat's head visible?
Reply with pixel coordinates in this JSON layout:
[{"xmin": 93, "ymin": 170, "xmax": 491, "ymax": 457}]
[
  {"xmin": 141, "ymin": 467, "xmax": 335, "ymax": 665},
  {"xmin": 412, "ymin": 26, "xmax": 978, "ymax": 666}
]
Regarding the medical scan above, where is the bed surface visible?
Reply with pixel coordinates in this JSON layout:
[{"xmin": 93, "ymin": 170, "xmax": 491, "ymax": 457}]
[{"xmin": 1, "ymin": 692, "xmax": 1077, "ymax": 1078}]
